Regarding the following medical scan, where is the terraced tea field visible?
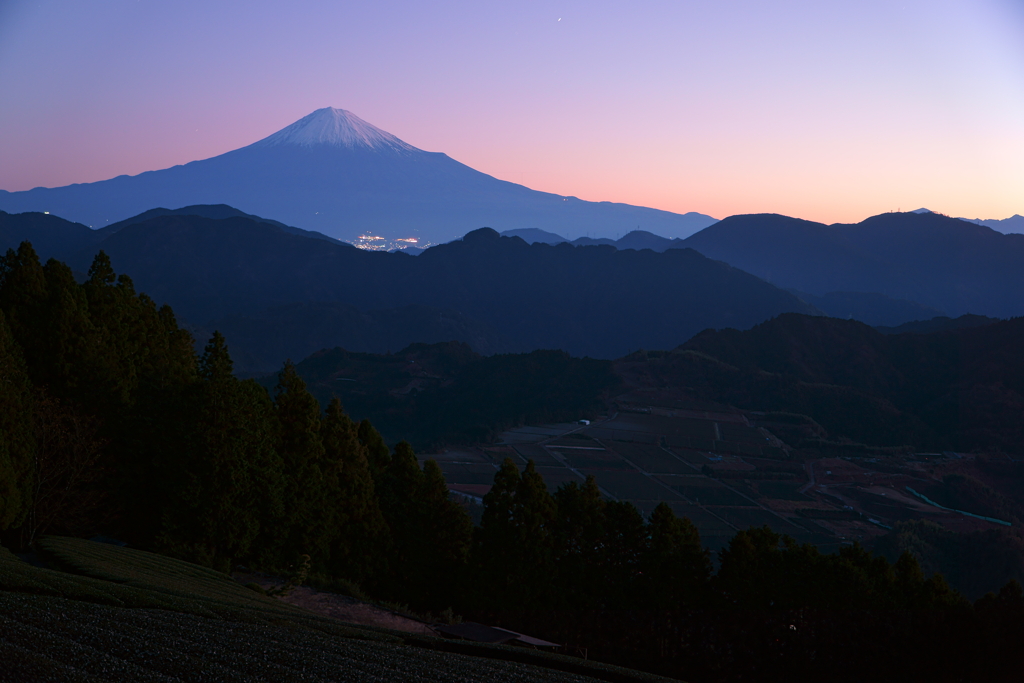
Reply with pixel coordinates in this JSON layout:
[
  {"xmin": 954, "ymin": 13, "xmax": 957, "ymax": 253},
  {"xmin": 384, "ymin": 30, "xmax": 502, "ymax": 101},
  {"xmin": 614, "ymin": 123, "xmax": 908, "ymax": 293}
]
[{"xmin": 0, "ymin": 538, "xmax": 679, "ymax": 683}]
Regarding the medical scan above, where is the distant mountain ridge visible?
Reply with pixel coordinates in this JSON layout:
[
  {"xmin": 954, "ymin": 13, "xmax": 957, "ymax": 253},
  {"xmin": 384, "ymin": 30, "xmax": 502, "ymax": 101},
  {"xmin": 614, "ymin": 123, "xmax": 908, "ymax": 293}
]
[
  {"xmin": 5, "ymin": 208, "xmax": 819, "ymax": 371},
  {"xmin": 962, "ymin": 214, "xmax": 1024, "ymax": 234},
  {"xmin": 0, "ymin": 107, "xmax": 718, "ymax": 244},
  {"xmin": 679, "ymin": 211, "xmax": 1024, "ymax": 319}
]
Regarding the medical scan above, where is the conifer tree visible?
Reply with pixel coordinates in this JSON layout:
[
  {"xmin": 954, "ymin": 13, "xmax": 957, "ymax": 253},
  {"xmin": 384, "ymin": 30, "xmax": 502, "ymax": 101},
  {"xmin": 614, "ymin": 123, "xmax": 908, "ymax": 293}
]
[
  {"xmin": 640, "ymin": 503, "xmax": 710, "ymax": 609},
  {"xmin": 553, "ymin": 475, "xmax": 606, "ymax": 607},
  {"xmin": 474, "ymin": 459, "xmax": 557, "ymax": 610},
  {"xmin": 320, "ymin": 398, "xmax": 390, "ymax": 585},
  {"xmin": 266, "ymin": 361, "xmax": 328, "ymax": 569},
  {"xmin": 375, "ymin": 441, "xmax": 472, "ymax": 608},
  {"xmin": 357, "ymin": 419, "xmax": 390, "ymax": 477},
  {"xmin": 474, "ymin": 457, "xmax": 521, "ymax": 607},
  {"xmin": 417, "ymin": 458, "xmax": 473, "ymax": 608},
  {"xmin": 376, "ymin": 440, "xmax": 426, "ymax": 597},
  {"xmin": 512, "ymin": 460, "xmax": 558, "ymax": 606},
  {"xmin": 157, "ymin": 333, "xmax": 282, "ymax": 572},
  {"xmin": 0, "ymin": 310, "xmax": 35, "ymax": 532},
  {"xmin": 0, "ymin": 243, "xmax": 47, "ymax": 375}
]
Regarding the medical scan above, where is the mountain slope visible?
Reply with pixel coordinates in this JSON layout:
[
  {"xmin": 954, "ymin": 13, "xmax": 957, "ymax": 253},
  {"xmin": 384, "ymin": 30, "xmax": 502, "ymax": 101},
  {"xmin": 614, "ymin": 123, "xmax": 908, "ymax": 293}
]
[
  {"xmin": 0, "ymin": 108, "xmax": 717, "ymax": 244},
  {"xmin": 682, "ymin": 211, "xmax": 1024, "ymax": 318},
  {"xmin": 52, "ymin": 214, "xmax": 820, "ymax": 364},
  {"xmin": 622, "ymin": 312, "xmax": 1024, "ymax": 452},
  {"xmin": 0, "ymin": 210, "xmax": 101, "ymax": 261},
  {"xmin": 963, "ymin": 214, "xmax": 1024, "ymax": 234}
]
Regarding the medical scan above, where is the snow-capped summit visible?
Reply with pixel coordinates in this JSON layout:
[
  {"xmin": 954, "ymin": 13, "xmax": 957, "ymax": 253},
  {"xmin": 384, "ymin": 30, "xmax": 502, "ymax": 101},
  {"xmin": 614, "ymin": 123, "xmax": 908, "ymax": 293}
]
[
  {"xmin": 251, "ymin": 107, "xmax": 420, "ymax": 153},
  {"xmin": 0, "ymin": 107, "xmax": 718, "ymax": 245}
]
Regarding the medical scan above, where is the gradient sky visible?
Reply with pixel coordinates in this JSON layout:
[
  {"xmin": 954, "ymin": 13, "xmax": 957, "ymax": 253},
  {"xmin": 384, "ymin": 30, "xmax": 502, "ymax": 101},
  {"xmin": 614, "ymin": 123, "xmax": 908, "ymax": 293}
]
[{"xmin": 1, "ymin": 0, "xmax": 1021, "ymax": 224}]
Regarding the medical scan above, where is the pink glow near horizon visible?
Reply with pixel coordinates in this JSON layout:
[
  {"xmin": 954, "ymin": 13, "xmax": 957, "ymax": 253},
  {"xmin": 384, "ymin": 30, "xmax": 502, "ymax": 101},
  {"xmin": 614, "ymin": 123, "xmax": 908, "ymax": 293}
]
[{"xmin": 0, "ymin": 0, "xmax": 1021, "ymax": 224}]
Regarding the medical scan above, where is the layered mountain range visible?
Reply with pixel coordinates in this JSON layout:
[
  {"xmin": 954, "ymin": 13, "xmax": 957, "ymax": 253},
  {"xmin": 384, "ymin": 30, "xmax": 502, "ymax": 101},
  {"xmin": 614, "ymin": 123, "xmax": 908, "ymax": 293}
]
[
  {"xmin": 509, "ymin": 210, "xmax": 1024, "ymax": 320},
  {"xmin": 1, "ymin": 206, "xmax": 817, "ymax": 371},
  {"xmin": 0, "ymin": 108, "xmax": 716, "ymax": 245},
  {"xmin": 6, "ymin": 201, "xmax": 1024, "ymax": 372}
]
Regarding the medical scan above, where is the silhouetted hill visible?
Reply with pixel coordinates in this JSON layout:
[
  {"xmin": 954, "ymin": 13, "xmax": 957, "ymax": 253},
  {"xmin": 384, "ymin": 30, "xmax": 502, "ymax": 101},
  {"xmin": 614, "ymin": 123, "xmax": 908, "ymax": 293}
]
[
  {"xmin": 963, "ymin": 214, "xmax": 1024, "ymax": 234},
  {"xmin": 208, "ymin": 302, "xmax": 506, "ymax": 374},
  {"xmin": 794, "ymin": 290, "xmax": 945, "ymax": 327},
  {"xmin": 500, "ymin": 227, "xmax": 568, "ymax": 245},
  {"xmin": 62, "ymin": 214, "xmax": 376, "ymax": 324},
  {"xmin": 682, "ymin": 211, "xmax": 1024, "ymax": 318},
  {"xmin": 876, "ymin": 314, "xmax": 1001, "ymax": 335},
  {"xmin": 0, "ymin": 210, "xmax": 101, "ymax": 261},
  {"xmin": 51, "ymin": 215, "xmax": 821, "ymax": 364},
  {"xmin": 619, "ymin": 313, "xmax": 1024, "ymax": 453},
  {"xmin": 98, "ymin": 203, "xmax": 350, "ymax": 245}
]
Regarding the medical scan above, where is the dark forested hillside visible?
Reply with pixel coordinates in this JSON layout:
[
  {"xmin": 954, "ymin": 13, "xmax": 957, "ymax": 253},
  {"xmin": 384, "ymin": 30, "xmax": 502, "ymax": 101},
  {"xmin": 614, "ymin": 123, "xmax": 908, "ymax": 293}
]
[
  {"xmin": 271, "ymin": 342, "xmax": 620, "ymax": 449},
  {"xmin": 7, "ymin": 210, "xmax": 820, "ymax": 368},
  {"xmin": 620, "ymin": 312, "xmax": 1024, "ymax": 453},
  {"xmin": 0, "ymin": 210, "xmax": 100, "ymax": 262}
]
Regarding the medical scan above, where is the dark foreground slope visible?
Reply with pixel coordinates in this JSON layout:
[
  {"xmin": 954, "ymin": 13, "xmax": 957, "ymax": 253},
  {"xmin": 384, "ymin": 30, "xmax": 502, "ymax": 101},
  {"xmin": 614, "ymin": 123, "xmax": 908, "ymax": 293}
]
[
  {"xmin": 0, "ymin": 538, "xmax": 673, "ymax": 683},
  {"xmin": 40, "ymin": 213, "xmax": 820, "ymax": 366},
  {"xmin": 682, "ymin": 211, "xmax": 1024, "ymax": 318}
]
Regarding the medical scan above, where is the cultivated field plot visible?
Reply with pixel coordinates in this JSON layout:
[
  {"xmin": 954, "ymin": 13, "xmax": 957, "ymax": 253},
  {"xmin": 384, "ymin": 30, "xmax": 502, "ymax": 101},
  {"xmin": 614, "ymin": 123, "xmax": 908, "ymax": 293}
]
[
  {"xmin": 839, "ymin": 487, "xmax": 929, "ymax": 523},
  {"xmin": 606, "ymin": 442, "xmax": 693, "ymax": 475},
  {"xmin": 513, "ymin": 443, "xmax": 564, "ymax": 466},
  {"xmin": 604, "ymin": 414, "xmax": 719, "ymax": 440},
  {"xmin": 560, "ymin": 451, "xmax": 637, "ymax": 471},
  {"xmin": 580, "ymin": 470, "xmax": 681, "ymax": 501},
  {"xmin": 719, "ymin": 423, "xmax": 771, "ymax": 445},
  {"xmin": 710, "ymin": 507, "xmax": 804, "ymax": 534},
  {"xmin": 656, "ymin": 476, "xmax": 755, "ymax": 506},
  {"xmin": 585, "ymin": 427, "xmax": 660, "ymax": 444},
  {"xmin": 499, "ymin": 423, "xmax": 582, "ymax": 444},
  {"xmin": 669, "ymin": 449, "xmax": 715, "ymax": 465},
  {"xmin": 755, "ymin": 481, "xmax": 812, "ymax": 501},
  {"xmin": 534, "ymin": 466, "xmax": 586, "ymax": 493},
  {"xmin": 548, "ymin": 433, "xmax": 603, "ymax": 449}
]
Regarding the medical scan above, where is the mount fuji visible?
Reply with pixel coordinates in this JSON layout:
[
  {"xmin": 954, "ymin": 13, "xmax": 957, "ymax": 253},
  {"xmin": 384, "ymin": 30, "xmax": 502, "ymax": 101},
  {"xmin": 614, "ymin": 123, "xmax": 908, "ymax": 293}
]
[{"xmin": 0, "ymin": 108, "xmax": 716, "ymax": 245}]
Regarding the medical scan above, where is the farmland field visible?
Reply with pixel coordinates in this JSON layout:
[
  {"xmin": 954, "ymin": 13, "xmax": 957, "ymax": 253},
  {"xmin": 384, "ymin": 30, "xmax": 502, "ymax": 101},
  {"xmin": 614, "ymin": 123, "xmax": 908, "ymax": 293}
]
[
  {"xmin": 710, "ymin": 507, "xmax": 803, "ymax": 532},
  {"xmin": 756, "ymin": 481, "xmax": 812, "ymax": 501},
  {"xmin": 579, "ymin": 470, "xmax": 681, "ymax": 501},
  {"xmin": 512, "ymin": 443, "xmax": 563, "ymax": 466},
  {"xmin": 560, "ymin": 451, "xmax": 636, "ymax": 471},
  {"xmin": 656, "ymin": 476, "xmax": 755, "ymax": 506},
  {"xmin": 606, "ymin": 442, "xmax": 693, "ymax": 474},
  {"xmin": 534, "ymin": 466, "xmax": 586, "ymax": 492}
]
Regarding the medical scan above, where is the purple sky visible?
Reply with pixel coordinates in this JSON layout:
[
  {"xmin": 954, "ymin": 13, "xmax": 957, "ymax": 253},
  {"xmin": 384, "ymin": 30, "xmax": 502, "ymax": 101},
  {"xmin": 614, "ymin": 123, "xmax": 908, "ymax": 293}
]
[{"xmin": 1, "ymin": 0, "xmax": 1021, "ymax": 224}]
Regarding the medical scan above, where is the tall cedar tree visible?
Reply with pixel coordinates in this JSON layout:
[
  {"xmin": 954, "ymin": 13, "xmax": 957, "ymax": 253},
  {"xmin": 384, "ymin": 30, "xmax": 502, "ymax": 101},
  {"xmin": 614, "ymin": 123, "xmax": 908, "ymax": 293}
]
[
  {"xmin": 0, "ymin": 310, "xmax": 34, "ymax": 532},
  {"xmin": 358, "ymin": 419, "xmax": 390, "ymax": 478},
  {"xmin": 156, "ymin": 333, "xmax": 283, "ymax": 572},
  {"xmin": 376, "ymin": 441, "xmax": 472, "ymax": 609},
  {"xmin": 640, "ymin": 503, "xmax": 711, "ymax": 609},
  {"xmin": 320, "ymin": 398, "xmax": 390, "ymax": 586},
  {"xmin": 473, "ymin": 459, "xmax": 557, "ymax": 611},
  {"xmin": 266, "ymin": 362, "xmax": 328, "ymax": 571},
  {"xmin": 552, "ymin": 475, "xmax": 607, "ymax": 609},
  {"xmin": 473, "ymin": 457, "xmax": 521, "ymax": 610}
]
